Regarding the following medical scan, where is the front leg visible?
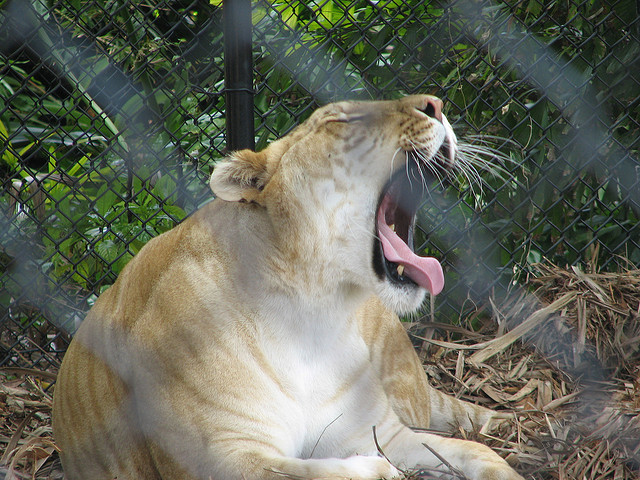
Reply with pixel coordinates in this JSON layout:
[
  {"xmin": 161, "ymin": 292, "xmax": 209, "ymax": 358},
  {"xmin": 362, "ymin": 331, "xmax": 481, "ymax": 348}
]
[
  {"xmin": 357, "ymin": 297, "xmax": 496, "ymax": 431},
  {"xmin": 381, "ymin": 426, "xmax": 524, "ymax": 480}
]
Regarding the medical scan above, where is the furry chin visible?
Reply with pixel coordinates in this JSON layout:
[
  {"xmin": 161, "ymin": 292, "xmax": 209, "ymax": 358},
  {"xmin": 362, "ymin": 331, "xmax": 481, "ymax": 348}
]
[{"xmin": 375, "ymin": 282, "xmax": 427, "ymax": 316}]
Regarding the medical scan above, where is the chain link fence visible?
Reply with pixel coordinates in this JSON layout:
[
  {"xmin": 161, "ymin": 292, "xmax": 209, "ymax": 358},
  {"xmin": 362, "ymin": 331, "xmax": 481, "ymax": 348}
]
[{"xmin": 1, "ymin": 0, "xmax": 638, "ymax": 372}]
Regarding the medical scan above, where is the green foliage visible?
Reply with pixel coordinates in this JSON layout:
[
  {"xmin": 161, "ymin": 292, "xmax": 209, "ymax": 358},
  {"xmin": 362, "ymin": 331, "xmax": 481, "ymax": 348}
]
[{"xmin": 1, "ymin": 0, "xmax": 223, "ymax": 307}]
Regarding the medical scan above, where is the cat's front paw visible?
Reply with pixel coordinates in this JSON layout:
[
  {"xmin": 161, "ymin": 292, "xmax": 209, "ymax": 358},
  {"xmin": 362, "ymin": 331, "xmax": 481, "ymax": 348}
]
[{"xmin": 342, "ymin": 455, "xmax": 402, "ymax": 479}]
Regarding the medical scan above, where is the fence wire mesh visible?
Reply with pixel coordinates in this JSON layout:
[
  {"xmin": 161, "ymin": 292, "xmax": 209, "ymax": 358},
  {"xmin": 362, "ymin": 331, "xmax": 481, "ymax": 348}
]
[{"xmin": 0, "ymin": 0, "xmax": 638, "ymax": 372}]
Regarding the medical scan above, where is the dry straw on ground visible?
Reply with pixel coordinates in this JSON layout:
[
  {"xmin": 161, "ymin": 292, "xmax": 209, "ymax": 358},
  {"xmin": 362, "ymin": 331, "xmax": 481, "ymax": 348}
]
[{"xmin": 1, "ymin": 262, "xmax": 639, "ymax": 479}]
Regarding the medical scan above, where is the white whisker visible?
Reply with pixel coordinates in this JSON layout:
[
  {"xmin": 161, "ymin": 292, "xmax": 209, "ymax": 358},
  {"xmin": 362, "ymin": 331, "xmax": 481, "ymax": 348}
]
[
  {"xmin": 408, "ymin": 143, "xmax": 433, "ymax": 192},
  {"xmin": 389, "ymin": 147, "xmax": 405, "ymax": 185},
  {"xmin": 453, "ymin": 155, "xmax": 484, "ymax": 197},
  {"xmin": 409, "ymin": 140, "xmax": 445, "ymax": 188},
  {"xmin": 389, "ymin": 134, "xmax": 520, "ymax": 210},
  {"xmin": 345, "ymin": 218, "xmax": 380, "ymax": 244},
  {"xmin": 452, "ymin": 135, "xmax": 521, "ymax": 191},
  {"xmin": 404, "ymin": 150, "xmax": 412, "ymax": 185}
]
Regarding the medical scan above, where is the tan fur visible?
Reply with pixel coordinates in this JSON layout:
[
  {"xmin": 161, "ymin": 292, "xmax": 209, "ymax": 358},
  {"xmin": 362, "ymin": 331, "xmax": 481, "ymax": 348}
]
[{"xmin": 53, "ymin": 96, "xmax": 523, "ymax": 480}]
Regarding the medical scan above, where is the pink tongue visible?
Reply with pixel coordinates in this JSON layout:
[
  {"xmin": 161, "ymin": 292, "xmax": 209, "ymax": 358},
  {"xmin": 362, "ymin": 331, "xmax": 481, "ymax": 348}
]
[{"xmin": 377, "ymin": 212, "xmax": 445, "ymax": 296}]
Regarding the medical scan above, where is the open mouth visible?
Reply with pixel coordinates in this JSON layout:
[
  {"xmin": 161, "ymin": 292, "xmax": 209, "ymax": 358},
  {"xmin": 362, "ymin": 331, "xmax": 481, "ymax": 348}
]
[{"xmin": 373, "ymin": 154, "xmax": 445, "ymax": 296}]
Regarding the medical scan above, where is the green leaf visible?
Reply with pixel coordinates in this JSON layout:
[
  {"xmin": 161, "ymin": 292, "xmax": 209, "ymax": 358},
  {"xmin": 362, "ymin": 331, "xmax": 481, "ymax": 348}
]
[{"xmin": 95, "ymin": 186, "xmax": 119, "ymax": 217}]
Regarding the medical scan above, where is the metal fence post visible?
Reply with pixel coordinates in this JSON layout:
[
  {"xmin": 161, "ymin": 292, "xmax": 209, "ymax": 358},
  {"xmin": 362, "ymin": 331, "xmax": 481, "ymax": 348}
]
[{"xmin": 223, "ymin": 0, "xmax": 255, "ymax": 151}]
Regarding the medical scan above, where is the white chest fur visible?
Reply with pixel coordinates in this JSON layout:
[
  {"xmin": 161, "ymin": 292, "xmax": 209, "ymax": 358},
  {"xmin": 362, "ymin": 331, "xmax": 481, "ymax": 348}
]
[{"xmin": 251, "ymin": 298, "xmax": 390, "ymax": 459}]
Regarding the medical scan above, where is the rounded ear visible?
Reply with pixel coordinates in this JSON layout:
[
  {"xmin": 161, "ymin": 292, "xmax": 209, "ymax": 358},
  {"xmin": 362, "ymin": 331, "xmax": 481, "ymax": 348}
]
[{"xmin": 209, "ymin": 150, "xmax": 270, "ymax": 203}]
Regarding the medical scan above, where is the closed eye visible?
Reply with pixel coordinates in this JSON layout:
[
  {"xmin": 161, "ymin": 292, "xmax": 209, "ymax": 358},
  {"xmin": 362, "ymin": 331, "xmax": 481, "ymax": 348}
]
[
  {"xmin": 326, "ymin": 113, "xmax": 371, "ymax": 123},
  {"xmin": 344, "ymin": 114, "xmax": 369, "ymax": 122}
]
